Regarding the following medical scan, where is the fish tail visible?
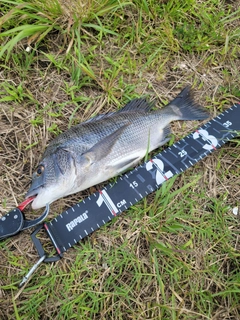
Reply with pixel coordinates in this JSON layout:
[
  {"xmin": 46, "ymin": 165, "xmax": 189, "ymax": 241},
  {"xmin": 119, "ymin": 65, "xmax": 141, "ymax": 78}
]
[{"xmin": 166, "ymin": 86, "xmax": 209, "ymax": 120}]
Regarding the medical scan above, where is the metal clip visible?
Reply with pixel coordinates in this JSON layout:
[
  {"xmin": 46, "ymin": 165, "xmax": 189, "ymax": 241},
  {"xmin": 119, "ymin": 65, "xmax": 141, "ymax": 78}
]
[
  {"xmin": 19, "ymin": 255, "xmax": 46, "ymax": 288},
  {"xmin": 18, "ymin": 222, "xmax": 63, "ymax": 287}
]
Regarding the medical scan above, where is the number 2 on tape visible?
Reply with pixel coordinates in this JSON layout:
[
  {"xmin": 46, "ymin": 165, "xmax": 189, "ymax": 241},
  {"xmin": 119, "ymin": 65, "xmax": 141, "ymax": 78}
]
[{"xmin": 146, "ymin": 159, "xmax": 174, "ymax": 185}]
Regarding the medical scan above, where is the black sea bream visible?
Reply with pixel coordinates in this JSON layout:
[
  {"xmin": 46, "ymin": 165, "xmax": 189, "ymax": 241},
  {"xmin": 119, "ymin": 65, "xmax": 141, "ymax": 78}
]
[{"xmin": 26, "ymin": 86, "xmax": 209, "ymax": 209}]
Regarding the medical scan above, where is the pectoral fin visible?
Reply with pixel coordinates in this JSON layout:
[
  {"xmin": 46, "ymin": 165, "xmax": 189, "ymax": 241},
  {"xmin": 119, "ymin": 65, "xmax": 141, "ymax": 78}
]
[{"xmin": 80, "ymin": 124, "xmax": 129, "ymax": 167}]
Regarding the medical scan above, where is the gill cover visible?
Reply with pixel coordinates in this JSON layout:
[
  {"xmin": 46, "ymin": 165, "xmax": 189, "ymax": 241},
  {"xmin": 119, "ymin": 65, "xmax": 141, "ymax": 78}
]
[{"xmin": 53, "ymin": 147, "xmax": 76, "ymax": 176}]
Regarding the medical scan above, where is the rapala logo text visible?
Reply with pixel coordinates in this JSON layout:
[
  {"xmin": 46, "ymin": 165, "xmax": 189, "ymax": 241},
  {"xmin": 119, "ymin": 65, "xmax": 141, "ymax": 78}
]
[{"xmin": 66, "ymin": 211, "xmax": 88, "ymax": 232}]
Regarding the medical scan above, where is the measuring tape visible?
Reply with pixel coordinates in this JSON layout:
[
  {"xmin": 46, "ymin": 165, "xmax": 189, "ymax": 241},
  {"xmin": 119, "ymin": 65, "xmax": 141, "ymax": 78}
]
[{"xmin": 28, "ymin": 103, "xmax": 239, "ymax": 260}]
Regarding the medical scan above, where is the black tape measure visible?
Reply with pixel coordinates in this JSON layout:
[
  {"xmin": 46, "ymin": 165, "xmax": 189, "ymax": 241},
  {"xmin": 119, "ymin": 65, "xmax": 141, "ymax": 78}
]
[{"xmin": 30, "ymin": 103, "xmax": 239, "ymax": 258}]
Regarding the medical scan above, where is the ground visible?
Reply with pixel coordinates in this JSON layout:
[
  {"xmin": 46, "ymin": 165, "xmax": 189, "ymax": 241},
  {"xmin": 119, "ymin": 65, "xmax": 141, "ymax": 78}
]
[{"xmin": 0, "ymin": 0, "xmax": 240, "ymax": 319}]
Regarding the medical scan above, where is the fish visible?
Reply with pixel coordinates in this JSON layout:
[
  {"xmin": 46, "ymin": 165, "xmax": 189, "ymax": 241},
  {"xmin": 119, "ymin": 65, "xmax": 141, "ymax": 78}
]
[{"xmin": 25, "ymin": 86, "xmax": 209, "ymax": 209}]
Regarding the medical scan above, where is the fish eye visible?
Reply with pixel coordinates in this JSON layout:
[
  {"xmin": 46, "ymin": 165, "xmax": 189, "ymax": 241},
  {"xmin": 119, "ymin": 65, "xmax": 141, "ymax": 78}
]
[{"xmin": 36, "ymin": 165, "xmax": 44, "ymax": 176}]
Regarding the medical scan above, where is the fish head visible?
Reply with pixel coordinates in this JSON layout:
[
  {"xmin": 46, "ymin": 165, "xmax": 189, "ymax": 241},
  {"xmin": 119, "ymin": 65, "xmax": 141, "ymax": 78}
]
[{"xmin": 25, "ymin": 148, "xmax": 77, "ymax": 209}]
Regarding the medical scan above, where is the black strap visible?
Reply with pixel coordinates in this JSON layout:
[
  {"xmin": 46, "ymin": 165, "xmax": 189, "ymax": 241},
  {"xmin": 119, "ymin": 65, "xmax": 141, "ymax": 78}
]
[
  {"xmin": 33, "ymin": 103, "xmax": 239, "ymax": 258},
  {"xmin": 0, "ymin": 208, "xmax": 24, "ymax": 240},
  {"xmin": 0, "ymin": 205, "xmax": 49, "ymax": 240}
]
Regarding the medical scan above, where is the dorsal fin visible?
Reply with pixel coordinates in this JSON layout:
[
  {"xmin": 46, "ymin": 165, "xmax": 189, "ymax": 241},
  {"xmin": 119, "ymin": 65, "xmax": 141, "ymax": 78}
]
[
  {"xmin": 119, "ymin": 98, "xmax": 154, "ymax": 112},
  {"xmin": 82, "ymin": 98, "xmax": 154, "ymax": 125},
  {"xmin": 82, "ymin": 112, "xmax": 114, "ymax": 124}
]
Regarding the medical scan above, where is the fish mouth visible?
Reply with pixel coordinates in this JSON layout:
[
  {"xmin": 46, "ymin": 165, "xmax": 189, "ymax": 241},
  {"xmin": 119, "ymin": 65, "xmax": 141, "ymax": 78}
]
[
  {"xmin": 25, "ymin": 186, "xmax": 51, "ymax": 210},
  {"xmin": 25, "ymin": 184, "xmax": 44, "ymax": 200},
  {"xmin": 25, "ymin": 189, "xmax": 39, "ymax": 200},
  {"xmin": 18, "ymin": 195, "xmax": 37, "ymax": 211},
  {"xmin": 23, "ymin": 187, "xmax": 43, "ymax": 209}
]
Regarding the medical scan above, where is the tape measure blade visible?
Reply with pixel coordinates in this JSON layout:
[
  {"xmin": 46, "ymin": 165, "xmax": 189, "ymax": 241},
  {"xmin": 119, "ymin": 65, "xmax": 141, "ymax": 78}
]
[{"xmin": 45, "ymin": 104, "xmax": 240, "ymax": 254}]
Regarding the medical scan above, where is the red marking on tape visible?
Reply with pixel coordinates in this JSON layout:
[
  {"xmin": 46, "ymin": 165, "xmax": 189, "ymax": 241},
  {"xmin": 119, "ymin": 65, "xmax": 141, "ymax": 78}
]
[
  {"xmin": 44, "ymin": 223, "xmax": 61, "ymax": 255},
  {"xmin": 56, "ymin": 247, "xmax": 61, "ymax": 254}
]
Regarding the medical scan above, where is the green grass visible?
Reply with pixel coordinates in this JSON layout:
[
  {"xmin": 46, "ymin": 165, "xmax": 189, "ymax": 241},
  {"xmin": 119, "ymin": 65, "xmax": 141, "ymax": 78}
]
[
  {"xmin": 2, "ymin": 173, "xmax": 240, "ymax": 319},
  {"xmin": 0, "ymin": 0, "xmax": 240, "ymax": 319}
]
